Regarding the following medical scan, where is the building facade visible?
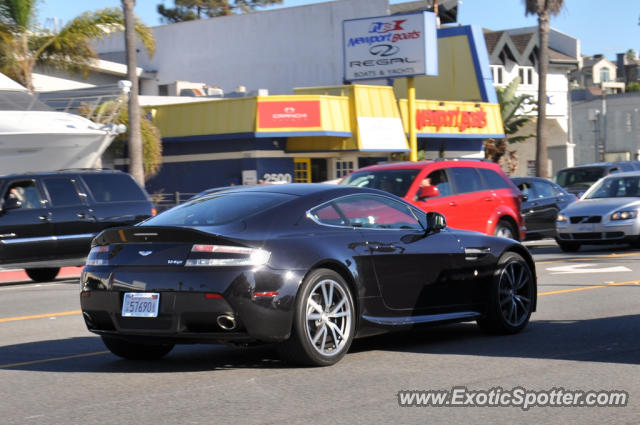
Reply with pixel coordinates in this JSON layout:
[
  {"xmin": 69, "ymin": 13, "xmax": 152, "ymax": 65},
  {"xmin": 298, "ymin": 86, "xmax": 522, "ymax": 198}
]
[{"xmin": 483, "ymin": 26, "xmax": 579, "ymax": 177}]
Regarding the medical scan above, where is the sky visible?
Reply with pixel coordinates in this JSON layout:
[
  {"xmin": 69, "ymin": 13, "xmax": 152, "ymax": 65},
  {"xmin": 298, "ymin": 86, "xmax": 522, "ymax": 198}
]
[{"xmin": 34, "ymin": 0, "xmax": 640, "ymax": 59}]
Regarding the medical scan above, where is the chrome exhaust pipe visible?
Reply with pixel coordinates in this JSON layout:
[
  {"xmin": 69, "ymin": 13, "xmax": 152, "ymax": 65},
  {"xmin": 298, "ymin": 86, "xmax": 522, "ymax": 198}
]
[{"xmin": 217, "ymin": 315, "xmax": 237, "ymax": 331}]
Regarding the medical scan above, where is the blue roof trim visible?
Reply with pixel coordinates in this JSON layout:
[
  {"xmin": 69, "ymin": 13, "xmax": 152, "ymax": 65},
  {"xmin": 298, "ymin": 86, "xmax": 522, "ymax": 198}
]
[
  {"xmin": 255, "ymin": 131, "xmax": 352, "ymax": 138},
  {"xmin": 437, "ymin": 25, "xmax": 497, "ymax": 103},
  {"xmin": 415, "ymin": 133, "xmax": 504, "ymax": 139},
  {"xmin": 420, "ymin": 139, "xmax": 483, "ymax": 151},
  {"xmin": 163, "ymin": 131, "xmax": 352, "ymax": 142}
]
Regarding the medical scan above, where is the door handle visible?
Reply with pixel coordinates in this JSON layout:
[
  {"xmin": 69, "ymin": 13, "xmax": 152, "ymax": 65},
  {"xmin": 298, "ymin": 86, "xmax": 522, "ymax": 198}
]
[
  {"xmin": 38, "ymin": 215, "xmax": 50, "ymax": 222},
  {"xmin": 77, "ymin": 213, "xmax": 86, "ymax": 219},
  {"xmin": 449, "ymin": 202, "xmax": 457, "ymax": 206},
  {"xmin": 485, "ymin": 197, "xmax": 494, "ymax": 202}
]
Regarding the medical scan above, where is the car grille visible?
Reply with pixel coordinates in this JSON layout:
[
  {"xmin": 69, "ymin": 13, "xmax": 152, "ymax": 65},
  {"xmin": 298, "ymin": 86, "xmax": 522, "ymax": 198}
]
[
  {"xmin": 557, "ymin": 232, "xmax": 626, "ymax": 241},
  {"xmin": 569, "ymin": 216, "xmax": 602, "ymax": 224}
]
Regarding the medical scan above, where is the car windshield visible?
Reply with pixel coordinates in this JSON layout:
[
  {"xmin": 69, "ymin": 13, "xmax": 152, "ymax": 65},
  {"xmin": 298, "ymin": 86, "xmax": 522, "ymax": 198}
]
[
  {"xmin": 555, "ymin": 167, "xmax": 606, "ymax": 188},
  {"xmin": 340, "ymin": 169, "xmax": 420, "ymax": 197},
  {"xmin": 143, "ymin": 192, "xmax": 294, "ymax": 226},
  {"xmin": 583, "ymin": 175, "xmax": 640, "ymax": 199}
]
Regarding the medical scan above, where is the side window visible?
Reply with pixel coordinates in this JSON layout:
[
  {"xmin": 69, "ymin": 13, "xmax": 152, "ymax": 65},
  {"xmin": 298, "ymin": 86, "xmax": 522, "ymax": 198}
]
[
  {"xmin": 3, "ymin": 180, "xmax": 43, "ymax": 209},
  {"xmin": 332, "ymin": 195, "xmax": 422, "ymax": 230},
  {"xmin": 478, "ymin": 168, "xmax": 510, "ymax": 189},
  {"xmin": 309, "ymin": 203, "xmax": 347, "ymax": 226},
  {"xmin": 448, "ymin": 167, "xmax": 484, "ymax": 194},
  {"xmin": 43, "ymin": 178, "xmax": 82, "ymax": 206},
  {"xmin": 517, "ymin": 182, "xmax": 533, "ymax": 199},
  {"xmin": 421, "ymin": 169, "xmax": 451, "ymax": 197},
  {"xmin": 531, "ymin": 181, "xmax": 554, "ymax": 199},
  {"xmin": 81, "ymin": 174, "xmax": 146, "ymax": 203}
]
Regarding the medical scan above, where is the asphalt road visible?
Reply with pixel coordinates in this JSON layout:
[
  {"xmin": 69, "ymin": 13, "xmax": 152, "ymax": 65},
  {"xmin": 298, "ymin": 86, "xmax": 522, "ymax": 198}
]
[{"xmin": 1, "ymin": 242, "xmax": 639, "ymax": 425}]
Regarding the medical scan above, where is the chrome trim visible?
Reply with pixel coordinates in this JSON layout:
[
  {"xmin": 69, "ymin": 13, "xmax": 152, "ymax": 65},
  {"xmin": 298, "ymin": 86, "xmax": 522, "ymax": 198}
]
[
  {"xmin": 362, "ymin": 311, "xmax": 481, "ymax": 326},
  {"xmin": 0, "ymin": 233, "xmax": 16, "ymax": 238},
  {"xmin": 134, "ymin": 232, "xmax": 158, "ymax": 236}
]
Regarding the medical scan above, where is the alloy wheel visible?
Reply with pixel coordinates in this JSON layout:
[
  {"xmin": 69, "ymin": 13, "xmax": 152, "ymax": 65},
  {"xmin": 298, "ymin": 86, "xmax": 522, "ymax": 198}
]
[{"xmin": 305, "ymin": 278, "xmax": 352, "ymax": 357}]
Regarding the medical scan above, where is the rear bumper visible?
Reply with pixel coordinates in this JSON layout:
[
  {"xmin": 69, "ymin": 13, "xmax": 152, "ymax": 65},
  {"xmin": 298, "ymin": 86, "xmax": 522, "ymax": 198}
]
[{"xmin": 80, "ymin": 265, "xmax": 304, "ymax": 343}]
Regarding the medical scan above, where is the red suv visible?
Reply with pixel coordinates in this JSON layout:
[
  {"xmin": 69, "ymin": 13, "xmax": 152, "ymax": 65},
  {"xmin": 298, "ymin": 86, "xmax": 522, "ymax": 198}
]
[{"xmin": 340, "ymin": 160, "xmax": 525, "ymax": 240}]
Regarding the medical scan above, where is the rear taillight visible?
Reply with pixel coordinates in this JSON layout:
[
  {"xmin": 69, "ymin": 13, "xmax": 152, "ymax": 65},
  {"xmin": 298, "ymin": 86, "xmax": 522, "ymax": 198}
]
[
  {"xmin": 186, "ymin": 245, "xmax": 270, "ymax": 267},
  {"xmin": 86, "ymin": 245, "xmax": 111, "ymax": 266}
]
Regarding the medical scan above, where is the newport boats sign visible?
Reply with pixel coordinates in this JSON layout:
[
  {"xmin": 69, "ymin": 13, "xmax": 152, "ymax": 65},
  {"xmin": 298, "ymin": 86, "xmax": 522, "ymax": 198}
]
[{"xmin": 342, "ymin": 12, "xmax": 438, "ymax": 82}]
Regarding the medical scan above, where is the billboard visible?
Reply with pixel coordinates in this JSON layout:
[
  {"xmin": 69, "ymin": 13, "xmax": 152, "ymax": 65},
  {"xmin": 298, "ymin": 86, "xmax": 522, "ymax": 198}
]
[
  {"xmin": 257, "ymin": 100, "xmax": 321, "ymax": 129},
  {"xmin": 343, "ymin": 12, "xmax": 438, "ymax": 82}
]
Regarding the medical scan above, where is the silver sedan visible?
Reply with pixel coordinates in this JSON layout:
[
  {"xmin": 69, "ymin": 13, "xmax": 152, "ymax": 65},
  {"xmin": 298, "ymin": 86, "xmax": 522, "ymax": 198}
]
[{"xmin": 555, "ymin": 171, "xmax": 640, "ymax": 252}]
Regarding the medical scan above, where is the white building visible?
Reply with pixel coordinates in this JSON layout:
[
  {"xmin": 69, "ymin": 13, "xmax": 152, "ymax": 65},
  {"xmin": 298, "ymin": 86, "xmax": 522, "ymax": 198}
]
[{"xmin": 484, "ymin": 26, "xmax": 580, "ymax": 176}]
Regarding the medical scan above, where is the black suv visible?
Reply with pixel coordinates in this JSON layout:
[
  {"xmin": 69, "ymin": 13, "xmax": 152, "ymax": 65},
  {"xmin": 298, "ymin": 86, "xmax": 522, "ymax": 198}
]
[
  {"xmin": 555, "ymin": 161, "xmax": 640, "ymax": 197},
  {"xmin": 0, "ymin": 170, "xmax": 154, "ymax": 282}
]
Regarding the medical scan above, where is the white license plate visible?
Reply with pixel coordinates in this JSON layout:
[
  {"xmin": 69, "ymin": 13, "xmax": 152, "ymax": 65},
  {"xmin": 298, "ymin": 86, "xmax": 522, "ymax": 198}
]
[
  {"xmin": 577, "ymin": 224, "xmax": 594, "ymax": 232},
  {"xmin": 122, "ymin": 292, "xmax": 160, "ymax": 318}
]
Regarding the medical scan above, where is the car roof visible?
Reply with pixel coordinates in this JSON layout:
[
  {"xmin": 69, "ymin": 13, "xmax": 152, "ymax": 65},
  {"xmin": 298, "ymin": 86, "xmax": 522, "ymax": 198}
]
[
  {"xmin": 0, "ymin": 169, "xmax": 128, "ymax": 179},
  {"xmin": 195, "ymin": 183, "xmax": 381, "ymax": 197},
  {"xmin": 600, "ymin": 170, "xmax": 640, "ymax": 178},
  {"xmin": 352, "ymin": 159, "xmax": 499, "ymax": 172}
]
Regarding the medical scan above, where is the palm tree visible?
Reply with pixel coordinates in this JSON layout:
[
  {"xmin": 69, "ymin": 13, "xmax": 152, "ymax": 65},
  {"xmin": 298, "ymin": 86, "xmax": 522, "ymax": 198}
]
[
  {"xmin": 0, "ymin": 0, "xmax": 155, "ymax": 92},
  {"xmin": 524, "ymin": 0, "xmax": 564, "ymax": 178},
  {"xmin": 121, "ymin": 0, "xmax": 144, "ymax": 185}
]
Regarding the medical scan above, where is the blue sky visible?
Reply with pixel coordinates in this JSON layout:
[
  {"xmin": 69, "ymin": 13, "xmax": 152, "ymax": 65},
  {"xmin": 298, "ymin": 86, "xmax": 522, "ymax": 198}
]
[{"xmin": 35, "ymin": 0, "xmax": 639, "ymax": 59}]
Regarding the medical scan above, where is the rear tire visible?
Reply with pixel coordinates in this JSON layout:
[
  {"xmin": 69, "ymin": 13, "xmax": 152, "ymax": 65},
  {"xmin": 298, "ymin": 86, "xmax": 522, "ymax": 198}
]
[
  {"xmin": 557, "ymin": 241, "xmax": 581, "ymax": 252},
  {"xmin": 477, "ymin": 252, "xmax": 534, "ymax": 334},
  {"xmin": 101, "ymin": 336, "xmax": 174, "ymax": 360},
  {"xmin": 494, "ymin": 220, "xmax": 518, "ymax": 241},
  {"xmin": 278, "ymin": 268, "xmax": 355, "ymax": 366},
  {"xmin": 25, "ymin": 267, "xmax": 60, "ymax": 282}
]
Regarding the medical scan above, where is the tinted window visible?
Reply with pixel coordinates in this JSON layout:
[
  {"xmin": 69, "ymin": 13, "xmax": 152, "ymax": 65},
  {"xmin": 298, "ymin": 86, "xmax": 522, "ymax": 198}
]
[
  {"xmin": 3, "ymin": 180, "xmax": 43, "ymax": 209},
  {"xmin": 82, "ymin": 174, "xmax": 146, "ymax": 202},
  {"xmin": 555, "ymin": 167, "xmax": 606, "ymax": 188},
  {"xmin": 310, "ymin": 204, "xmax": 347, "ymax": 226},
  {"xmin": 340, "ymin": 169, "xmax": 420, "ymax": 197},
  {"xmin": 43, "ymin": 178, "xmax": 82, "ymax": 206},
  {"xmin": 421, "ymin": 169, "xmax": 451, "ymax": 197},
  {"xmin": 329, "ymin": 195, "xmax": 421, "ymax": 230},
  {"xmin": 144, "ymin": 192, "xmax": 294, "ymax": 226},
  {"xmin": 531, "ymin": 180, "xmax": 555, "ymax": 198},
  {"xmin": 478, "ymin": 168, "xmax": 510, "ymax": 189},
  {"xmin": 449, "ymin": 168, "xmax": 483, "ymax": 194}
]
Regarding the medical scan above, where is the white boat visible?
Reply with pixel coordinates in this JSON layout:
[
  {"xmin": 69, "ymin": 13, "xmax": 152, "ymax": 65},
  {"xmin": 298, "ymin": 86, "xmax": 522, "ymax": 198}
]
[{"xmin": 0, "ymin": 73, "xmax": 123, "ymax": 174}]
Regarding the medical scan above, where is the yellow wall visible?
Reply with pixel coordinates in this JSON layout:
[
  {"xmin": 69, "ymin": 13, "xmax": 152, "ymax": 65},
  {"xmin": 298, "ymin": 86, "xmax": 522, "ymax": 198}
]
[{"xmin": 393, "ymin": 35, "xmax": 483, "ymax": 102}]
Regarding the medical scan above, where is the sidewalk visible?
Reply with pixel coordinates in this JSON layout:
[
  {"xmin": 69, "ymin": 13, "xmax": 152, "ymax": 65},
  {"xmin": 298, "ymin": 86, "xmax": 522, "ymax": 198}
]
[{"xmin": 0, "ymin": 267, "xmax": 83, "ymax": 284}]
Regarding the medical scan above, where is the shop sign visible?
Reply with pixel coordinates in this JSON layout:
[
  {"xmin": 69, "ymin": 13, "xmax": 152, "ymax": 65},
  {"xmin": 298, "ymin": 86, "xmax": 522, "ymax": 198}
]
[
  {"xmin": 343, "ymin": 12, "xmax": 437, "ymax": 81},
  {"xmin": 257, "ymin": 101, "xmax": 321, "ymax": 128},
  {"xmin": 415, "ymin": 107, "xmax": 487, "ymax": 132}
]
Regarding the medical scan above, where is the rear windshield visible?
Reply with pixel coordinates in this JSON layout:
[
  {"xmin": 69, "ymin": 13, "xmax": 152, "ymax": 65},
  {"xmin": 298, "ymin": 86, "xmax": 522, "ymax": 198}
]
[
  {"xmin": 555, "ymin": 167, "xmax": 607, "ymax": 189},
  {"xmin": 340, "ymin": 169, "xmax": 420, "ymax": 197},
  {"xmin": 143, "ymin": 192, "xmax": 294, "ymax": 226},
  {"xmin": 82, "ymin": 174, "xmax": 147, "ymax": 202}
]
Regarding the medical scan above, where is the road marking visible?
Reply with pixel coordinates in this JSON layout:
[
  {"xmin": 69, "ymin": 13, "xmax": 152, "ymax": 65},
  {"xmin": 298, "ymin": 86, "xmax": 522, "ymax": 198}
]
[
  {"xmin": 0, "ymin": 310, "xmax": 81, "ymax": 323},
  {"xmin": 546, "ymin": 264, "xmax": 632, "ymax": 274},
  {"xmin": 539, "ymin": 280, "xmax": 640, "ymax": 296},
  {"xmin": 535, "ymin": 251, "xmax": 640, "ymax": 265},
  {"xmin": 0, "ymin": 351, "xmax": 109, "ymax": 369}
]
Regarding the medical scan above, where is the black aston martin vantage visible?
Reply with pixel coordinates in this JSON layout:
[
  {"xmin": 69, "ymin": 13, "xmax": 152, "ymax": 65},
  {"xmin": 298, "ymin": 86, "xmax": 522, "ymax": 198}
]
[{"xmin": 80, "ymin": 184, "xmax": 537, "ymax": 366}]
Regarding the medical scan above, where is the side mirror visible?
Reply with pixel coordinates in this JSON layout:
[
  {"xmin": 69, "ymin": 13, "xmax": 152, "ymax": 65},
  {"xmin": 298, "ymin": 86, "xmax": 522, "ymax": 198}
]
[
  {"xmin": 418, "ymin": 185, "xmax": 439, "ymax": 199},
  {"xmin": 1, "ymin": 197, "xmax": 22, "ymax": 211},
  {"xmin": 425, "ymin": 211, "xmax": 446, "ymax": 233}
]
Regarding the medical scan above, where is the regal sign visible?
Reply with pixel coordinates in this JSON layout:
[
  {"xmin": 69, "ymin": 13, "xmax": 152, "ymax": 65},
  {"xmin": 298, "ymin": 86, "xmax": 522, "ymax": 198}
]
[
  {"xmin": 257, "ymin": 101, "xmax": 321, "ymax": 128},
  {"xmin": 343, "ymin": 12, "xmax": 438, "ymax": 81}
]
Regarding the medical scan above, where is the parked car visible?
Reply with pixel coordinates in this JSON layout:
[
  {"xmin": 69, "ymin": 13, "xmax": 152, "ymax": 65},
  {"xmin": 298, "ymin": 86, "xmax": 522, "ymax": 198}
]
[
  {"xmin": 340, "ymin": 160, "xmax": 525, "ymax": 240},
  {"xmin": 511, "ymin": 177, "xmax": 577, "ymax": 240},
  {"xmin": 554, "ymin": 161, "xmax": 640, "ymax": 197},
  {"xmin": 0, "ymin": 170, "xmax": 154, "ymax": 281},
  {"xmin": 555, "ymin": 170, "xmax": 640, "ymax": 252},
  {"xmin": 80, "ymin": 184, "xmax": 537, "ymax": 366}
]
